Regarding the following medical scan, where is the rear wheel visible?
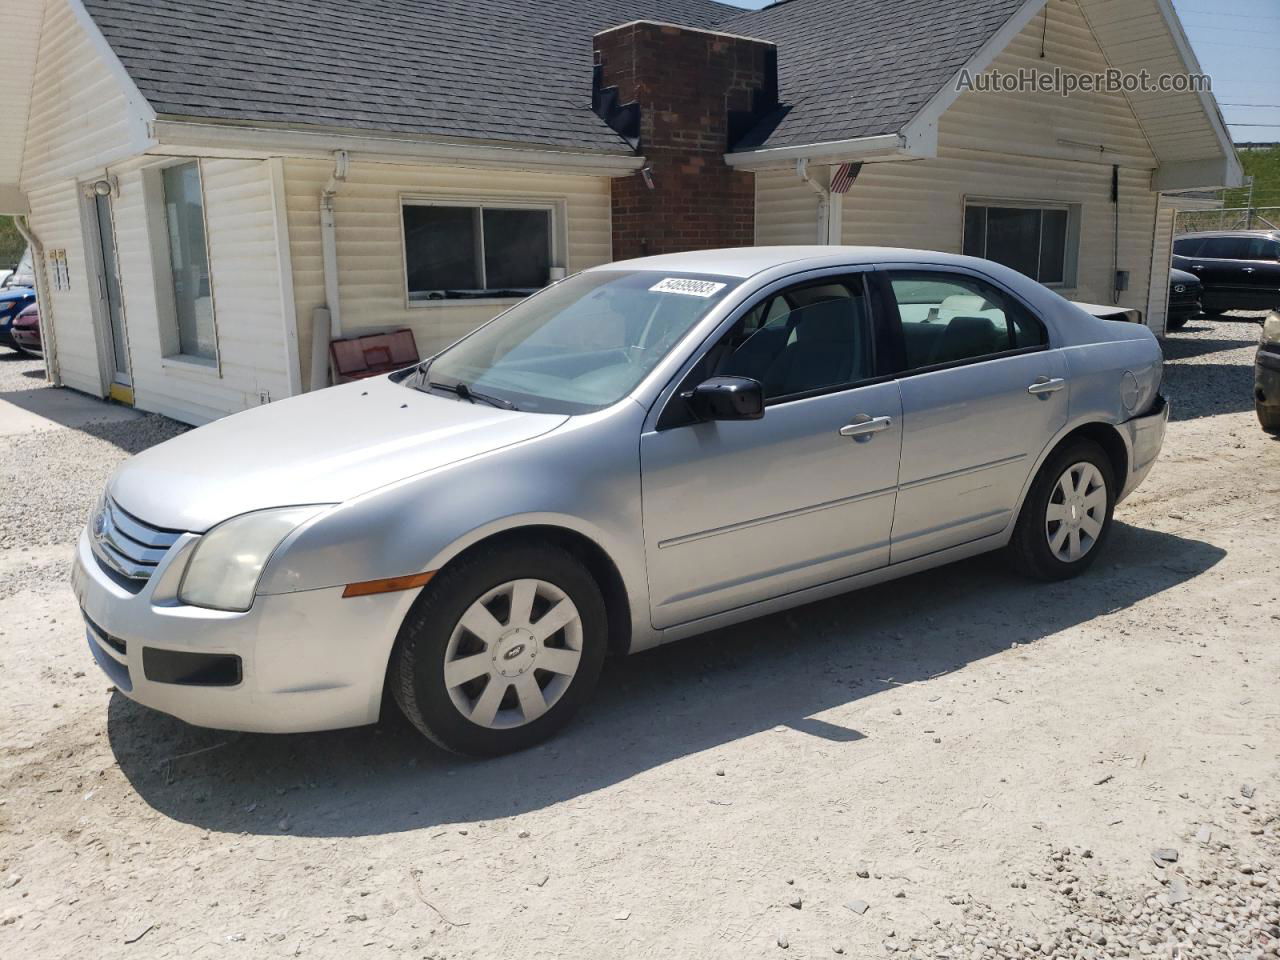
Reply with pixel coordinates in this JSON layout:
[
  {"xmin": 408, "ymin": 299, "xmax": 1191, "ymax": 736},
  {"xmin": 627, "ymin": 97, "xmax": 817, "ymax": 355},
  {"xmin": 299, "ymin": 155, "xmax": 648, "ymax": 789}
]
[
  {"xmin": 390, "ymin": 541, "xmax": 607, "ymax": 756},
  {"xmin": 1010, "ymin": 439, "xmax": 1116, "ymax": 580}
]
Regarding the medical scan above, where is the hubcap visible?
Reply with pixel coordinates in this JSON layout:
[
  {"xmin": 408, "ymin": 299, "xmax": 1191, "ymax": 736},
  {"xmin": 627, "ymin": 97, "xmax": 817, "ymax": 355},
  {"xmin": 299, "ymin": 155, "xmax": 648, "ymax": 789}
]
[
  {"xmin": 443, "ymin": 578, "xmax": 583, "ymax": 730},
  {"xmin": 1045, "ymin": 461, "xmax": 1108, "ymax": 563}
]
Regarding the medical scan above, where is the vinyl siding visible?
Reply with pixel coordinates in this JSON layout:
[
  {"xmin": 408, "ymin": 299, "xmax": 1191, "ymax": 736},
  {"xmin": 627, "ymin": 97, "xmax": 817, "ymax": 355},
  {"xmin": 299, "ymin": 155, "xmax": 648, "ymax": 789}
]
[
  {"xmin": 107, "ymin": 158, "xmax": 293, "ymax": 423},
  {"xmin": 1145, "ymin": 204, "xmax": 1175, "ymax": 337},
  {"xmin": 281, "ymin": 158, "xmax": 613, "ymax": 389},
  {"xmin": 755, "ymin": 0, "xmax": 1164, "ymax": 315},
  {"xmin": 18, "ymin": 0, "xmax": 150, "ymax": 397}
]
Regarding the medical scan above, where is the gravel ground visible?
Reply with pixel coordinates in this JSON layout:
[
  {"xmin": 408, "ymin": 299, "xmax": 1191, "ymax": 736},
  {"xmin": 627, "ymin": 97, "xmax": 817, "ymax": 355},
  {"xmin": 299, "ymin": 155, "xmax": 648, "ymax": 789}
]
[
  {"xmin": 0, "ymin": 316, "xmax": 1277, "ymax": 960},
  {"xmin": 0, "ymin": 351, "xmax": 186, "ymax": 595}
]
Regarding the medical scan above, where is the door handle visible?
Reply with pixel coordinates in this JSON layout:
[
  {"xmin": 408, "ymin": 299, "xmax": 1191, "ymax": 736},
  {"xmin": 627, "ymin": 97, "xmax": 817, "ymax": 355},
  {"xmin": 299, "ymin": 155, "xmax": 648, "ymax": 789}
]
[
  {"xmin": 1243, "ymin": 267, "xmax": 1256, "ymax": 274},
  {"xmin": 1191, "ymin": 265, "xmax": 1204, "ymax": 271},
  {"xmin": 839, "ymin": 414, "xmax": 892, "ymax": 441},
  {"xmin": 1027, "ymin": 376, "xmax": 1066, "ymax": 397}
]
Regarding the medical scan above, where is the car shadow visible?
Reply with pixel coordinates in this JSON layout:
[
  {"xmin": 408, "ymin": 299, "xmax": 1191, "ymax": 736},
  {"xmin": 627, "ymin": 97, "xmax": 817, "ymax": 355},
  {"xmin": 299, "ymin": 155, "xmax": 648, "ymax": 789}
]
[
  {"xmin": 107, "ymin": 521, "xmax": 1225, "ymax": 837},
  {"xmin": 1164, "ymin": 361, "xmax": 1257, "ymax": 421}
]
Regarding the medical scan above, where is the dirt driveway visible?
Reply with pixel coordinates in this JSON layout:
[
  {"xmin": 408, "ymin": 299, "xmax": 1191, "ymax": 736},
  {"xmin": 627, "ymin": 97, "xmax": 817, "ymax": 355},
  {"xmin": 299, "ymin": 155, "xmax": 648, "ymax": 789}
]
[{"xmin": 1, "ymin": 317, "xmax": 1277, "ymax": 960}]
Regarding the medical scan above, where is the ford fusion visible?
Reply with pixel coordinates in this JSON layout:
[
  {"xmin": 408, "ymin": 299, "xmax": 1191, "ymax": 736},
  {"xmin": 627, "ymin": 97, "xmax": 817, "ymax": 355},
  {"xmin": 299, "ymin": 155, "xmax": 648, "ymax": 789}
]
[{"xmin": 75, "ymin": 247, "xmax": 1168, "ymax": 755}]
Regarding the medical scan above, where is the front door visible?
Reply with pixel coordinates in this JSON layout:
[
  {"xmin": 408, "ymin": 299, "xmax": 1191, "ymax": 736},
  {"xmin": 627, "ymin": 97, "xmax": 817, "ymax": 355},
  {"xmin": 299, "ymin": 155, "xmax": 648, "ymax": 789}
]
[
  {"xmin": 640, "ymin": 272, "xmax": 903, "ymax": 629},
  {"xmin": 90, "ymin": 192, "xmax": 132, "ymax": 403},
  {"xmin": 880, "ymin": 269, "xmax": 1068, "ymax": 563}
]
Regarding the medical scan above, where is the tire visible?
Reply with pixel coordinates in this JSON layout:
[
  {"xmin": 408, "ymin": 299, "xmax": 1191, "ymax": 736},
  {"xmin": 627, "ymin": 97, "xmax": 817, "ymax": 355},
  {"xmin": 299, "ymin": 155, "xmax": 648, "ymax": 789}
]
[
  {"xmin": 1009, "ymin": 439, "xmax": 1116, "ymax": 581},
  {"xmin": 390, "ymin": 541, "xmax": 607, "ymax": 756},
  {"xmin": 1258, "ymin": 399, "xmax": 1280, "ymax": 436},
  {"xmin": 1165, "ymin": 314, "xmax": 1188, "ymax": 331}
]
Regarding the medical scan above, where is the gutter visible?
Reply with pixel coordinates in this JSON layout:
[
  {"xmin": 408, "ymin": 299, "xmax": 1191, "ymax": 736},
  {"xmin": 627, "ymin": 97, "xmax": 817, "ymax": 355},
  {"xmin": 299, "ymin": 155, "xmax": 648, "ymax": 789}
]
[
  {"xmin": 149, "ymin": 120, "xmax": 647, "ymax": 178},
  {"xmin": 13, "ymin": 216, "xmax": 61, "ymax": 386},
  {"xmin": 796, "ymin": 158, "xmax": 832, "ymax": 245},
  {"xmin": 724, "ymin": 133, "xmax": 913, "ymax": 171}
]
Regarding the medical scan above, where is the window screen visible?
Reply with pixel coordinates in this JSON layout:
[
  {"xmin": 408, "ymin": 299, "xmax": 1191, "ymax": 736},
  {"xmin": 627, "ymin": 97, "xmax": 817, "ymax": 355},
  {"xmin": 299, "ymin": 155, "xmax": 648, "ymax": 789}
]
[
  {"xmin": 161, "ymin": 161, "xmax": 216, "ymax": 360},
  {"xmin": 964, "ymin": 202, "xmax": 1076, "ymax": 286},
  {"xmin": 403, "ymin": 203, "xmax": 553, "ymax": 300}
]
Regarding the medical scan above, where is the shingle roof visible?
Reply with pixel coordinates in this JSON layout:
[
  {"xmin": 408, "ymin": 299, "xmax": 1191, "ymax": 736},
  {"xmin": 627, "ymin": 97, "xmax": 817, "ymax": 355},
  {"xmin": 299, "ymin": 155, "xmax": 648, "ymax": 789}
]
[
  {"xmin": 719, "ymin": 0, "xmax": 1030, "ymax": 150},
  {"xmin": 82, "ymin": 0, "xmax": 1030, "ymax": 155},
  {"xmin": 82, "ymin": 0, "xmax": 736, "ymax": 154}
]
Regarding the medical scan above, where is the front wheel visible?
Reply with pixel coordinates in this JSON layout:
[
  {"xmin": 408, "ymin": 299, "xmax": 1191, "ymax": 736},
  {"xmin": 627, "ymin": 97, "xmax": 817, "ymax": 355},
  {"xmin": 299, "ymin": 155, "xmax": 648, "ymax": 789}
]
[
  {"xmin": 1258, "ymin": 396, "xmax": 1280, "ymax": 435},
  {"xmin": 390, "ymin": 542, "xmax": 607, "ymax": 756},
  {"xmin": 1009, "ymin": 439, "xmax": 1116, "ymax": 580},
  {"xmin": 1165, "ymin": 314, "xmax": 1189, "ymax": 331}
]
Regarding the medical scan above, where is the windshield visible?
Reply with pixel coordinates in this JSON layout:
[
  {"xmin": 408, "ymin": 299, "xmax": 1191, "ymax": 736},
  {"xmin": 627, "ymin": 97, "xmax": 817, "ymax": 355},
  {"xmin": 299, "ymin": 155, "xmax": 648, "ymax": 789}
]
[{"xmin": 415, "ymin": 270, "xmax": 742, "ymax": 414}]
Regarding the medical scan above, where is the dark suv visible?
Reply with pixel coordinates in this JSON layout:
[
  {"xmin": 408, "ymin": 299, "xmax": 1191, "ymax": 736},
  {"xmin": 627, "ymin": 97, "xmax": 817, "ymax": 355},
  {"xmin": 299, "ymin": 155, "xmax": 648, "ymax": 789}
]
[{"xmin": 1172, "ymin": 230, "xmax": 1280, "ymax": 314}]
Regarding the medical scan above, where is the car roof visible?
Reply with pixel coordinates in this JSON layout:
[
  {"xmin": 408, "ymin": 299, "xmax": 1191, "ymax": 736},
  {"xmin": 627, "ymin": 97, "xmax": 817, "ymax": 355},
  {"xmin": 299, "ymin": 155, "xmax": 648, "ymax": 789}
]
[
  {"xmin": 595, "ymin": 245, "xmax": 983, "ymax": 279},
  {"xmin": 1176, "ymin": 230, "xmax": 1280, "ymax": 240}
]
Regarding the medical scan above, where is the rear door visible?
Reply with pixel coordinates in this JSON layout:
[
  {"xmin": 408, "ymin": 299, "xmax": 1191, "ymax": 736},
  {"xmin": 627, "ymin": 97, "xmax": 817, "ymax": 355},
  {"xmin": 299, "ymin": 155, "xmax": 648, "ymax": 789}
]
[
  {"xmin": 878, "ymin": 269, "xmax": 1068, "ymax": 563},
  {"xmin": 1180, "ymin": 236, "xmax": 1253, "ymax": 311},
  {"xmin": 1241, "ymin": 236, "xmax": 1280, "ymax": 311}
]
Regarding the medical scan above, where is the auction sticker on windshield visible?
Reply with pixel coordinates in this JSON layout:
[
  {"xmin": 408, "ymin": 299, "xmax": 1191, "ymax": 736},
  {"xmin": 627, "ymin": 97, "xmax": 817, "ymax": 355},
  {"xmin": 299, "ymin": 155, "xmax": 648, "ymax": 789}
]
[{"xmin": 649, "ymin": 278, "xmax": 728, "ymax": 297}]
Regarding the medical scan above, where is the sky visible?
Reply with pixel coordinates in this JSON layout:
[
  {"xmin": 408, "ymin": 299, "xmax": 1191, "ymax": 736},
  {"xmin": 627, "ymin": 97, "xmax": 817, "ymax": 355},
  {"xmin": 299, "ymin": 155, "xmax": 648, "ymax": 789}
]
[{"xmin": 721, "ymin": 0, "xmax": 1280, "ymax": 144}]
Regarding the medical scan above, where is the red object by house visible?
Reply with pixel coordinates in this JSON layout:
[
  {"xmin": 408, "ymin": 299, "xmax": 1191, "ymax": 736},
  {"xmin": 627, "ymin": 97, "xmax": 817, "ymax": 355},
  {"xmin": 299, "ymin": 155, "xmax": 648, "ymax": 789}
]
[{"xmin": 330, "ymin": 328, "xmax": 419, "ymax": 383}]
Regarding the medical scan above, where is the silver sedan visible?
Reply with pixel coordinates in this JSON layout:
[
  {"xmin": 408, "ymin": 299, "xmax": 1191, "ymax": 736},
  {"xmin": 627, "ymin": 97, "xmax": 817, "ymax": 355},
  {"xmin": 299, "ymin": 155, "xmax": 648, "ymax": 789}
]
[{"xmin": 74, "ymin": 247, "xmax": 1168, "ymax": 755}]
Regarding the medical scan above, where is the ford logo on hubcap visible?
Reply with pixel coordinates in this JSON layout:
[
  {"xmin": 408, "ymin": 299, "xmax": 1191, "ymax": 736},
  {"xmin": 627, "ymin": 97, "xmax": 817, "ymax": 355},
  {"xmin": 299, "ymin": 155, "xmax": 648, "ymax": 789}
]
[{"xmin": 503, "ymin": 644, "xmax": 527, "ymax": 661}]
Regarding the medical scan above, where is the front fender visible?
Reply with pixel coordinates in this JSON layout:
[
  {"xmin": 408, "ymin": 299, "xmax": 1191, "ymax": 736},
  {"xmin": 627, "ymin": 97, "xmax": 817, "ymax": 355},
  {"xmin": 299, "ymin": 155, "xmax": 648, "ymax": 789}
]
[{"xmin": 256, "ymin": 401, "xmax": 652, "ymax": 642}]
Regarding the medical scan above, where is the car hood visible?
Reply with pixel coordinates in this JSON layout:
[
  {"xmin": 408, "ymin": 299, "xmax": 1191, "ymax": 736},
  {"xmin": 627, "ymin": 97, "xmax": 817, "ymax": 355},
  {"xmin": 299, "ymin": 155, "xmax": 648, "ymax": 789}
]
[
  {"xmin": 0, "ymin": 287, "xmax": 33, "ymax": 308},
  {"xmin": 110, "ymin": 375, "xmax": 568, "ymax": 531},
  {"xmin": 1169, "ymin": 268, "xmax": 1200, "ymax": 285}
]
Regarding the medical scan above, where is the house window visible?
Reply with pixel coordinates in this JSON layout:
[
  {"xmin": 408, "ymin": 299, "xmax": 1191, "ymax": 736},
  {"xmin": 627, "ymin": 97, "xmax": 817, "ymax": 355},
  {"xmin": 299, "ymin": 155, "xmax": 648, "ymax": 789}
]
[
  {"xmin": 402, "ymin": 200, "xmax": 556, "ymax": 301},
  {"xmin": 963, "ymin": 201, "xmax": 1079, "ymax": 288},
  {"xmin": 159, "ymin": 161, "xmax": 216, "ymax": 361}
]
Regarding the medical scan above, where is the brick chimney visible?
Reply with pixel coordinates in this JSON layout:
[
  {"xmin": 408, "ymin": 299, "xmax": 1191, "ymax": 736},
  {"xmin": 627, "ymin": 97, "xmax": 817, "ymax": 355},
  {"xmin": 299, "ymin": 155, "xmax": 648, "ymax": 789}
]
[{"xmin": 592, "ymin": 21, "xmax": 777, "ymax": 260}]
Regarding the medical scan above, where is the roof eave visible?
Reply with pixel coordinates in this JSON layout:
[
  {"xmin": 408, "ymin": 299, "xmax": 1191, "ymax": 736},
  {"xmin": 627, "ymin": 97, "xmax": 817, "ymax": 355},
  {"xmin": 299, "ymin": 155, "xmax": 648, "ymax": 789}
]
[
  {"xmin": 723, "ymin": 133, "xmax": 921, "ymax": 170},
  {"xmin": 148, "ymin": 118, "xmax": 646, "ymax": 177}
]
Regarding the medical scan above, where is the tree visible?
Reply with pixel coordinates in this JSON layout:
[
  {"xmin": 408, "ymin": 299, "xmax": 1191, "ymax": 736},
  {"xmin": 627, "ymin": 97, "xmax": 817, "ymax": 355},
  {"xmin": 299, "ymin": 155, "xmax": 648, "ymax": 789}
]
[{"xmin": 0, "ymin": 216, "xmax": 25, "ymax": 268}]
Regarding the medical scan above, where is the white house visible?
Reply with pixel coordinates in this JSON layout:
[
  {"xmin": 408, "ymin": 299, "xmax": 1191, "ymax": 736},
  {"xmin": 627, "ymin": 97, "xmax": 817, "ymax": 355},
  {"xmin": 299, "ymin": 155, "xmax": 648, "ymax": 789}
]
[{"xmin": 0, "ymin": 0, "xmax": 1240, "ymax": 424}]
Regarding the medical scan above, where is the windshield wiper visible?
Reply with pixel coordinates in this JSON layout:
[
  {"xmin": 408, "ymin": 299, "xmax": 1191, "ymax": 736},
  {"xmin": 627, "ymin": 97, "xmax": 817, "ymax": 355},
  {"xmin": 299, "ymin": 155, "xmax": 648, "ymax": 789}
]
[{"xmin": 427, "ymin": 380, "xmax": 518, "ymax": 411}]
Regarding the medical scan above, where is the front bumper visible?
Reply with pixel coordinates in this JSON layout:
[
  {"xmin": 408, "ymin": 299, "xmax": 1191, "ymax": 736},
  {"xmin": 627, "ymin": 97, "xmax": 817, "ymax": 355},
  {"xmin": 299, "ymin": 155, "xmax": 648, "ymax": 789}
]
[
  {"xmin": 72, "ymin": 529, "xmax": 413, "ymax": 733},
  {"xmin": 1117, "ymin": 392, "xmax": 1170, "ymax": 502}
]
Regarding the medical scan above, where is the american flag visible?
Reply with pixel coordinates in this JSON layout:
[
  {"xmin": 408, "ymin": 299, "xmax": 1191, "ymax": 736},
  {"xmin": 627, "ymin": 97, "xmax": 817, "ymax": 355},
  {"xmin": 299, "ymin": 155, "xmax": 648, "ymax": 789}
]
[{"xmin": 829, "ymin": 162, "xmax": 863, "ymax": 194}]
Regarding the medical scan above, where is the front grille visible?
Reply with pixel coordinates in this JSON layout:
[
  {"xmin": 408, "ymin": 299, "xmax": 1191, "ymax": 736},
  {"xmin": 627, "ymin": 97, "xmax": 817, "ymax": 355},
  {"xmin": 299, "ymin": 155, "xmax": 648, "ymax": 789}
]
[{"xmin": 91, "ymin": 498, "xmax": 183, "ymax": 586}]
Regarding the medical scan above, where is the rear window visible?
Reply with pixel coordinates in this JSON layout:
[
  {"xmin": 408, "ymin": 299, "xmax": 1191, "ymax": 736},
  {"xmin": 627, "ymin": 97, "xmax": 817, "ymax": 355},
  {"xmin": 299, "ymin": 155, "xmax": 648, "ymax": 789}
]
[{"xmin": 1200, "ymin": 236, "xmax": 1253, "ymax": 260}]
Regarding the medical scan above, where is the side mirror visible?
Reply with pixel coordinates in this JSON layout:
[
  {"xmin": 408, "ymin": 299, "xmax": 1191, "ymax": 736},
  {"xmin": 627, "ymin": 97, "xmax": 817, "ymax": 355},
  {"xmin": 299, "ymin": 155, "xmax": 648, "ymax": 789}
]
[{"xmin": 684, "ymin": 376, "xmax": 764, "ymax": 422}]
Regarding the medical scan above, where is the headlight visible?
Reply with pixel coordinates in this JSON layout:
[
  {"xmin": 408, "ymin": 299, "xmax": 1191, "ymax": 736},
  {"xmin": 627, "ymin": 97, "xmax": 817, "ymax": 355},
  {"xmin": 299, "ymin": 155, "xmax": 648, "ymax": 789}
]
[
  {"xmin": 1262, "ymin": 312, "xmax": 1280, "ymax": 349},
  {"xmin": 178, "ymin": 505, "xmax": 330, "ymax": 612}
]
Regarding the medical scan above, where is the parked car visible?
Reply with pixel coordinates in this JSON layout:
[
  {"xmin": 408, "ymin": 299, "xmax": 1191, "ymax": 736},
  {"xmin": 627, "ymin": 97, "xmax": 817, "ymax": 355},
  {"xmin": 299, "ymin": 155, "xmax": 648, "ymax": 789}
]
[
  {"xmin": 1070, "ymin": 301, "xmax": 1143, "ymax": 324},
  {"xmin": 1257, "ymin": 311, "xmax": 1280, "ymax": 435},
  {"xmin": 0, "ymin": 284, "xmax": 36, "ymax": 352},
  {"xmin": 75, "ymin": 247, "xmax": 1168, "ymax": 756},
  {"xmin": 1172, "ymin": 230, "xmax": 1280, "ymax": 313},
  {"xmin": 11, "ymin": 302, "xmax": 41, "ymax": 356},
  {"xmin": 1165, "ymin": 268, "xmax": 1203, "ymax": 331}
]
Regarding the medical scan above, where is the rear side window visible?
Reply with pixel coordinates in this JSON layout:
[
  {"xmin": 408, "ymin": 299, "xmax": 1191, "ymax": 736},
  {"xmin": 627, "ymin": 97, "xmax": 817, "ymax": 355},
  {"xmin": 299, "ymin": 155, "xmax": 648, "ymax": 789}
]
[
  {"xmin": 887, "ymin": 272, "xmax": 1046, "ymax": 370},
  {"xmin": 1245, "ymin": 237, "xmax": 1280, "ymax": 261},
  {"xmin": 1200, "ymin": 236, "xmax": 1252, "ymax": 259}
]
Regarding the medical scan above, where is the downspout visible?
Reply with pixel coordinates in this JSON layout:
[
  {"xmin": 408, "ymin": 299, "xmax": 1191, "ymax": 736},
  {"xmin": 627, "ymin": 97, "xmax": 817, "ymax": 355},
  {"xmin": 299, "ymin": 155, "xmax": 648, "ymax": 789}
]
[
  {"xmin": 320, "ymin": 150, "xmax": 348, "ymax": 337},
  {"xmin": 797, "ymin": 158, "xmax": 831, "ymax": 244},
  {"xmin": 311, "ymin": 150, "xmax": 348, "ymax": 391},
  {"xmin": 13, "ymin": 215, "xmax": 62, "ymax": 386}
]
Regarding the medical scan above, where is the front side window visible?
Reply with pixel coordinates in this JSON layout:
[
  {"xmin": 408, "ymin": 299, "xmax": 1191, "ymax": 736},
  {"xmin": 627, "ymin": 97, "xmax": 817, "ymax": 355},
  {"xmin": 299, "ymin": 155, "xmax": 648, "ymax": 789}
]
[
  {"xmin": 887, "ymin": 272, "xmax": 1046, "ymax": 370},
  {"xmin": 964, "ymin": 201, "xmax": 1078, "ymax": 287},
  {"xmin": 712, "ymin": 278, "xmax": 875, "ymax": 400},
  {"xmin": 416, "ymin": 270, "xmax": 740, "ymax": 414},
  {"xmin": 403, "ymin": 201, "xmax": 553, "ymax": 301},
  {"xmin": 160, "ymin": 161, "xmax": 216, "ymax": 361},
  {"xmin": 1200, "ymin": 236, "xmax": 1253, "ymax": 260}
]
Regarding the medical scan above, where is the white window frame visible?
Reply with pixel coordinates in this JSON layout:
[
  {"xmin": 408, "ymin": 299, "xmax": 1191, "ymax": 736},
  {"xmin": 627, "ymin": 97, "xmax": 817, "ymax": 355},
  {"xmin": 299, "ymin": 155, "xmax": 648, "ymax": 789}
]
[
  {"xmin": 399, "ymin": 195, "xmax": 566, "ymax": 309},
  {"xmin": 142, "ymin": 157, "xmax": 221, "ymax": 373},
  {"xmin": 962, "ymin": 196, "xmax": 1082, "ymax": 290}
]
